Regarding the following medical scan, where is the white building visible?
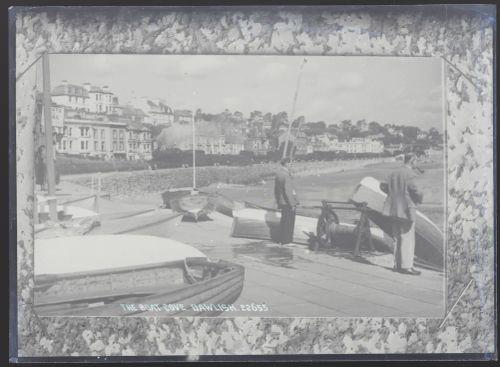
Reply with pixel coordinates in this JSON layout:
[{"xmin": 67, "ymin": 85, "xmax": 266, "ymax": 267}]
[
  {"xmin": 332, "ymin": 138, "xmax": 384, "ymax": 154},
  {"xmin": 83, "ymin": 83, "xmax": 114, "ymax": 114},
  {"xmin": 52, "ymin": 81, "xmax": 115, "ymax": 114},
  {"xmin": 51, "ymin": 81, "xmax": 89, "ymax": 111},
  {"xmin": 130, "ymin": 97, "xmax": 174, "ymax": 126}
]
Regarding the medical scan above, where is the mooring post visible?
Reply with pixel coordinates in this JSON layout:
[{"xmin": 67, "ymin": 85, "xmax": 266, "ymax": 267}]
[
  {"xmin": 352, "ymin": 202, "xmax": 375, "ymax": 258},
  {"xmin": 95, "ymin": 172, "xmax": 101, "ymax": 213}
]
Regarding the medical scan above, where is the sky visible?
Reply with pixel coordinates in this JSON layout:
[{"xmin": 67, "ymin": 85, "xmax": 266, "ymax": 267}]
[{"xmin": 51, "ymin": 54, "xmax": 443, "ymax": 131}]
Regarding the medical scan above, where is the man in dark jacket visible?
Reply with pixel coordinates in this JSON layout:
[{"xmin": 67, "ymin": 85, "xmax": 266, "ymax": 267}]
[
  {"xmin": 274, "ymin": 157, "xmax": 299, "ymax": 245},
  {"xmin": 381, "ymin": 153, "xmax": 423, "ymax": 275}
]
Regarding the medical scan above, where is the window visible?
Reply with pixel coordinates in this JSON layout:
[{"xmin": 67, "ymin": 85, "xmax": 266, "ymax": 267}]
[
  {"xmin": 101, "ymin": 129, "xmax": 105, "ymax": 139},
  {"xmin": 96, "ymin": 94, "xmax": 98, "ymax": 101},
  {"xmin": 81, "ymin": 141, "xmax": 85, "ymax": 150},
  {"xmin": 113, "ymin": 142, "xmax": 117, "ymax": 150},
  {"xmin": 93, "ymin": 129, "xmax": 97, "ymax": 138},
  {"xmin": 86, "ymin": 141, "xmax": 89, "ymax": 150},
  {"xmin": 119, "ymin": 130, "xmax": 123, "ymax": 138},
  {"xmin": 63, "ymin": 141, "xmax": 66, "ymax": 150},
  {"xmin": 69, "ymin": 96, "xmax": 72, "ymax": 103},
  {"xmin": 113, "ymin": 130, "xmax": 117, "ymax": 139},
  {"xmin": 69, "ymin": 141, "xmax": 73, "ymax": 149},
  {"xmin": 94, "ymin": 141, "xmax": 98, "ymax": 151},
  {"xmin": 119, "ymin": 143, "xmax": 123, "ymax": 150}
]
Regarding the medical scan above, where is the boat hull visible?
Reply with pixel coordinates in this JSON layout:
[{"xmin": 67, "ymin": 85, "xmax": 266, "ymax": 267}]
[
  {"xmin": 231, "ymin": 208, "xmax": 393, "ymax": 250},
  {"xmin": 88, "ymin": 210, "xmax": 183, "ymax": 237},
  {"xmin": 350, "ymin": 176, "xmax": 444, "ymax": 269},
  {"xmin": 231, "ymin": 205, "xmax": 443, "ymax": 271},
  {"xmin": 161, "ymin": 189, "xmax": 192, "ymax": 209},
  {"xmin": 35, "ymin": 258, "xmax": 245, "ymax": 317},
  {"xmin": 170, "ymin": 193, "xmax": 216, "ymax": 221}
]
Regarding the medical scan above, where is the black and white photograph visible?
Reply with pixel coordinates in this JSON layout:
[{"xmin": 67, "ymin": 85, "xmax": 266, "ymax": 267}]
[
  {"xmin": 12, "ymin": 5, "xmax": 495, "ymax": 360},
  {"xmin": 33, "ymin": 54, "xmax": 445, "ymax": 318}
]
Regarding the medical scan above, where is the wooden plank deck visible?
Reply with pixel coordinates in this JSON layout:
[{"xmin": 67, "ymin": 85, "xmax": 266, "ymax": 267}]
[
  {"xmin": 169, "ymin": 212, "xmax": 445, "ymax": 318},
  {"xmin": 46, "ymin": 181, "xmax": 445, "ymax": 318}
]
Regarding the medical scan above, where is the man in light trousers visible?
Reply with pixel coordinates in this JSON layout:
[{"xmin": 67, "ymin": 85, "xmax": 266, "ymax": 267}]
[{"xmin": 381, "ymin": 153, "xmax": 423, "ymax": 275}]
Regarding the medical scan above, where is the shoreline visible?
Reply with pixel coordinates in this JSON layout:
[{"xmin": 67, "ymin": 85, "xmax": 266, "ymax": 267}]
[{"xmin": 63, "ymin": 157, "xmax": 399, "ymax": 201}]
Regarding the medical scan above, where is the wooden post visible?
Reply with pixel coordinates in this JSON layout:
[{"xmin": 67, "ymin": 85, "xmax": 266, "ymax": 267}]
[
  {"xmin": 96, "ymin": 172, "xmax": 101, "ymax": 213},
  {"xmin": 42, "ymin": 52, "xmax": 57, "ymax": 221},
  {"xmin": 353, "ymin": 202, "xmax": 374, "ymax": 258}
]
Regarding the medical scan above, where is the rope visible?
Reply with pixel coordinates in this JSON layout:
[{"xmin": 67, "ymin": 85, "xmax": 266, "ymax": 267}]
[{"xmin": 15, "ymin": 53, "xmax": 44, "ymax": 82}]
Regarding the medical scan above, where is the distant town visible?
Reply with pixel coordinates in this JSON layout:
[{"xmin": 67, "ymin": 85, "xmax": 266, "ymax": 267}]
[{"xmin": 46, "ymin": 81, "xmax": 444, "ymax": 163}]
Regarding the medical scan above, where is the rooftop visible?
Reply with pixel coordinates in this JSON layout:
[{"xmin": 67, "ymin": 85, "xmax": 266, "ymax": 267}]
[{"xmin": 52, "ymin": 84, "xmax": 89, "ymax": 98}]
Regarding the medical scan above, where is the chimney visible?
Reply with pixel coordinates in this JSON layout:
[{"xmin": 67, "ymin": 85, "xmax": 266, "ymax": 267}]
[
  {"xmin": 83, "ymin": 82, "xmax": 91, "ymax": 91},
  {"xmin": 102, "ymin": 85, "xmax": 109, "ymax": 92},
  {"xmin": 61, "ymin": 80, "xmax": 68, "ymax": 86}
]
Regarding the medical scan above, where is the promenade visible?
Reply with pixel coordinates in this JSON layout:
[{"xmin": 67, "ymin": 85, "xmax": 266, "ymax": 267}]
[{"xmin": 44, "ymin": 180, "xmax": 445, "ymax": 318}]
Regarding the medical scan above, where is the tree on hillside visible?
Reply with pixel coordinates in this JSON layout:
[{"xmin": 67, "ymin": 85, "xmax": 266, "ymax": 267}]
[
  {"xmin": 368, "ymin": 121, "xmax": 385, "ymax": 135},
  {"xmin": 271, "ymin": 111, "xmax": 288, "ymax": 130},
  {"xmin": 341, "ymin": 120, "xmax": 352, "ymax": 132},
  {"xmin": 292, "ymin": 116, "xmax": 306, "ymax": 128},
  {"xmin": 250, "ymin": 110, "xmax": 263, "ymax": 121}
]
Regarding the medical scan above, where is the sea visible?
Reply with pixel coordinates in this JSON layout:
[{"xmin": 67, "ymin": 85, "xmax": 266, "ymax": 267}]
[{"xmin": 204, "ymin": 160, "xmax": 445, "ymax": 231}]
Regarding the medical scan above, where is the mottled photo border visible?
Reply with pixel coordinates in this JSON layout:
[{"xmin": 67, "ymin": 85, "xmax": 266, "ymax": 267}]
[{"xmin": 10, "ymin": 5, "xmax": 496, "ymax": 361}]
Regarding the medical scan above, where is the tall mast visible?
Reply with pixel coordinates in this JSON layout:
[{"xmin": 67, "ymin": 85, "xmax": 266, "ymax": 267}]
[
  {"xmin": 192, "ymin": 110, "xmax": 196, "ymax": 190},
  {"xmin": 282, "ymin": 58, "xmax": 307, "ymax": 160}
]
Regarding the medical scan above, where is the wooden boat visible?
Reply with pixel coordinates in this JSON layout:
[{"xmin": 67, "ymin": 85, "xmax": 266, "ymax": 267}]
[
  {"xmin": 231, "ymin": 203, "xmax": 443, "ymax": 271},
  {"xmin": 160, "ymin": 115, "xmax": 215, "ymax": 222},
  {"xmin": 168, "ymin": 190, "xmax": 215, "ymax": 222},
  {"xmin": 349, "ymin": 176, "xmax": 444, "ymax": 269},
  {"xmin": 88, "ymin": 209, "xmax": 183, "ymax": 237},
  {"xmin": 34, "ymin": 235, "xmax": 245, "ymax": 316},
  {"xmin": 210, "ymin": 193, "xmax": 245, "ymax": 217},
  {"xmin": 60, "ymin": 193, "xmax": 110, "ymax": 212},
  {"xmin": 231, "ymin": 207, "xmax": 393, "ymax": 251},
  {"xmin": 161, "ymin": 188, "xmax": 193, "ymax": 209}
]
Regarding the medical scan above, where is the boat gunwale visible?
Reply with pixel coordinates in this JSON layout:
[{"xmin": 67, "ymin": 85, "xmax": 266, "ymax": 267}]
[
  {"xmin": 35, "ymin": 259, "xmax": 245, "ymax": 312},
  {"xmin": 35, "ymin": 257, "xmax": 240, "ymax": 284}
]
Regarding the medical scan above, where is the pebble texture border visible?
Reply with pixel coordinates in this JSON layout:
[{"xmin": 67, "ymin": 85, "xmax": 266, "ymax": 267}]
[{"xmin": 13, "ymin": 5, "xmax": 495, "ymax": 358}]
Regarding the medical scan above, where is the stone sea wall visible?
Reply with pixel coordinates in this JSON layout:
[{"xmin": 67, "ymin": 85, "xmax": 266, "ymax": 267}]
[
  {"xmin": 66, "ymin": 158, "xmax": 387, "ymax": 200},
  {"xmin": 14, "ymin": 6, "xmax": 495, "ymax": 359}
]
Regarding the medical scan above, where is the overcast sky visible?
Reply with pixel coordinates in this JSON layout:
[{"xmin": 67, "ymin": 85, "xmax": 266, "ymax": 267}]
[{"xmin": 51, "ymin": 54, "xmax": 443, "ymax": 131}]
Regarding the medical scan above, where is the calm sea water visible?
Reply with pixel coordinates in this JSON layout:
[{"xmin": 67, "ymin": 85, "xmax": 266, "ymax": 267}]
[{"xmin": 204, "ymin": 161, "xmax": 445, "ymax": 230}]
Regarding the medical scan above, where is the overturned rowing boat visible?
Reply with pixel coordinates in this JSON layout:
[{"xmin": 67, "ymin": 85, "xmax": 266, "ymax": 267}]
[
  {"xmin": 350, "ymin": 176, "xmax": 444, "ymax": 270},
  {"xmin": 34, "ymin": 235, "xmax": 245, "ymax": 316},
  {"xmin": 230, "ymin": 207, "xmax": 442, "ymax": 271},
  {"xmin": 231, "ymin": 207, "xmax": 392, "ymax": 250}
]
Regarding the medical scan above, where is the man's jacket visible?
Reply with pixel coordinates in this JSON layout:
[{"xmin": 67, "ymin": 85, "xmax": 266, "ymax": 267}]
[
  {"xmin": 274, "ymin": 166, "xmax": 298, "ymax": 208},
  {"xmin": 381, "ymin": 165, "xmax": 423, "ymax": 222}
]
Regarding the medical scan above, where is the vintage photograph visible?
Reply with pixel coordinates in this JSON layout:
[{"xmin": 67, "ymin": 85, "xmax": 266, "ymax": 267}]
[{"xmin": 32, "ymin": 54, "xmax": 446, "ymax": 318}]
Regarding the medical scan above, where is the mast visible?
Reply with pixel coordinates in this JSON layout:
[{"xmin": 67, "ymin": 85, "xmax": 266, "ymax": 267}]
[
  {"xmin": 192, "ymin": 110, "xmax": 196, "ymax": 190},
  {"xmin": 282, "ymin": 58, "xmax": 307, "ymax": 160}
]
